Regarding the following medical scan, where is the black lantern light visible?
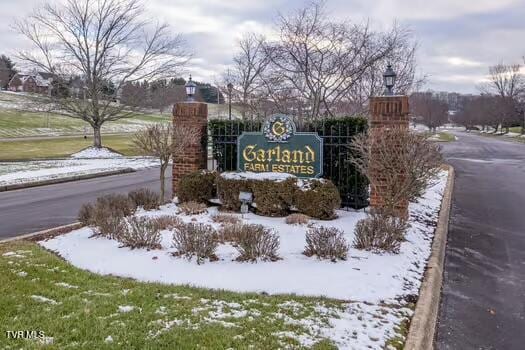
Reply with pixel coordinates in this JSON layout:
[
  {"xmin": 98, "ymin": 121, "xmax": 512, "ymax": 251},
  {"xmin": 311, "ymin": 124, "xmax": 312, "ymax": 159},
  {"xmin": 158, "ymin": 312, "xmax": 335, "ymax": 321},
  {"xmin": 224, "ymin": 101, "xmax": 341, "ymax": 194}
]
[
  {"xmin": 185, "ymin": 75, "xmax": 197, "ymax": 101},
  {"xmin": 383, "ymin": 64, "xmax": 397, "ymax": 96}
]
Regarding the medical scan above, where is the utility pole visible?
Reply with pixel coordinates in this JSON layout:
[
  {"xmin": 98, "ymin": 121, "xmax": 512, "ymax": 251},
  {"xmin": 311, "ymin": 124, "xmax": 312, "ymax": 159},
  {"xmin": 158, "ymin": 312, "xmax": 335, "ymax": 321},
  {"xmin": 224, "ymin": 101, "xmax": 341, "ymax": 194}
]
[{"xmin": 227, "ymin": 82, "xmax": 233, "ymax": 121}]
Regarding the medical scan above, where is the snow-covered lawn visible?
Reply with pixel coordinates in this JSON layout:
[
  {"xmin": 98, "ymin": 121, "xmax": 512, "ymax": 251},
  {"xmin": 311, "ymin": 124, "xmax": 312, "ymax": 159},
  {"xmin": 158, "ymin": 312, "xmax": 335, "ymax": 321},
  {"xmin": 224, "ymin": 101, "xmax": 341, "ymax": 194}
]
[
  {"xmin": 0, "ymin": 147, "xmax": 158, "ymax": 186},
  {"xmin": 38, "ymin": 171, "xmax": 448, "ymax": 348}
]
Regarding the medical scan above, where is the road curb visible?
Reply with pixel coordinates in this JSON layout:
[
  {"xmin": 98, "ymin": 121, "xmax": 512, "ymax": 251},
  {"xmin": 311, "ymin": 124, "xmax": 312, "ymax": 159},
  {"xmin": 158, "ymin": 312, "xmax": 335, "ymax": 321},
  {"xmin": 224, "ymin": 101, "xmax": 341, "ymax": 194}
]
[
  {"xmin": 404, "ymin": 165, "xmax": 454, "ymax": 350},
  {"xmin": 0, "ymin": 222, "xmax": 83, "ymax": 244},
  {"xmin": 0, "ymin": 168, "xmax": 135, "ymax": 192}
]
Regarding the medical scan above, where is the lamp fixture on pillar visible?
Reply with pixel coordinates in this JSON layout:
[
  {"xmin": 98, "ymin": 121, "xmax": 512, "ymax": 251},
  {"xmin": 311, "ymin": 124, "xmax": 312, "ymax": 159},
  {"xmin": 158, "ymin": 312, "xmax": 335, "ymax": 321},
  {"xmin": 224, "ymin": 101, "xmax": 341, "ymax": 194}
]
[
  {"xmin": 185, "ymin": 75, "xmax": 197, "ymax": 101},
  {"xmin": 383, "ymin": 64, "xmax": 397, "ymax": 96}
]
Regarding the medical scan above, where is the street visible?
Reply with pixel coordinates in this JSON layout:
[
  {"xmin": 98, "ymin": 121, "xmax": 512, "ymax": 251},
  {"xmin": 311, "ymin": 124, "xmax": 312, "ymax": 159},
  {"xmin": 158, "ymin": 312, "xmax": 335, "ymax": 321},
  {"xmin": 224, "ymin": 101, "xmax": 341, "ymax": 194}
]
[
  {"xmin": 0, "ymin": 167, "xmax": 169, "ymax": 239},
  {"xmin": 437, "ymin": 132, "xmax": 525, "ymax": 349}
]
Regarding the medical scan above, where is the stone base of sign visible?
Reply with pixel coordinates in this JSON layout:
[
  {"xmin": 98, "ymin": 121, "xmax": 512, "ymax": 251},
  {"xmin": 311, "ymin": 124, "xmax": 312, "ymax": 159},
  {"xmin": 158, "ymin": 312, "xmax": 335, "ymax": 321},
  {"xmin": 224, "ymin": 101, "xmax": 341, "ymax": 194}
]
[
  {"xmin": 369, "ymin": 95, "xmax": 410, "ymax": 218},
  {"xmin": 172, "ymin": 102, "xmax": 208, "ymax": 197}
]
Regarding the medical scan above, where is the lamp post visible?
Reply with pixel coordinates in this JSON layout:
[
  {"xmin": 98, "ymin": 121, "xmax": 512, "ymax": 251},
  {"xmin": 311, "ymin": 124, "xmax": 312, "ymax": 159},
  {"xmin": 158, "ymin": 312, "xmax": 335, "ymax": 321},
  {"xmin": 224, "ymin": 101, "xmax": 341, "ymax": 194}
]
[
  {"xmin": 227, "ymin": 82, "xmax": 233, "ymax": 120},
  {"xmin": 185, "ymin": 75, "xmax": 197, "ymax": 102},
  {"xmin": 383, "ymin": 64, "xmax": 397, "ymax": 96}
]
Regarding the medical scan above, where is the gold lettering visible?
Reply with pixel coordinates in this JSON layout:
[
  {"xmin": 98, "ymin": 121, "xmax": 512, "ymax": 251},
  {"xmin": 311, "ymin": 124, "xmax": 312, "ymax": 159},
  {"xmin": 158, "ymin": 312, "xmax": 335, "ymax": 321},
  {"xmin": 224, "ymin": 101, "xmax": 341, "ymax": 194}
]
[
  {"xmin": 281, "ymin": 150, "xmax": 291, "ymax": 163},
  {"xmin": 243, "ymin": 145, "xmax": 257, "ymax": 162},
  {"xmin": 291, "ymin": 150, "xmax": 303, "ymax": 163},
  {"xmin": 256, "ymin": 149, "xmax": 266, "ymax": 162},
  {"xmin": 304, "ymin": 146, "xmax": 315, "ymax": 163}
]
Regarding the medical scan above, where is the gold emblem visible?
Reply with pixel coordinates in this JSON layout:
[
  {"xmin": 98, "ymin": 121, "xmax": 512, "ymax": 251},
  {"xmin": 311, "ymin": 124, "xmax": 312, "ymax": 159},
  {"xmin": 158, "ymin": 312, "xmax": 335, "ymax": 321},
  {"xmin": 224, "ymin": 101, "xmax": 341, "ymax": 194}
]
[{"xmin": 271, "ymin": 121, "xmax": 286, "ymax": 137}]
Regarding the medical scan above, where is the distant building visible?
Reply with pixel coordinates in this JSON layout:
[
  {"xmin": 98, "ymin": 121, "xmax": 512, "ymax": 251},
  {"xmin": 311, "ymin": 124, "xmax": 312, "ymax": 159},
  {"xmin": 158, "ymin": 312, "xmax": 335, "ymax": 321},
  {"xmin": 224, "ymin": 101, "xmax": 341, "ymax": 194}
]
[{"xmin": 8, "ymin": 72, "xmax": 54, "ymax": 95}]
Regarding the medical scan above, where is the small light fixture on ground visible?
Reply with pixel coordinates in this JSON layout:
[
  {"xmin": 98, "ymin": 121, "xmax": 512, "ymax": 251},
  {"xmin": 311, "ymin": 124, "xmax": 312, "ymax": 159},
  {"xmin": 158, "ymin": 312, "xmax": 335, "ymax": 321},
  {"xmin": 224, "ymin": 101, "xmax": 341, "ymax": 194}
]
[
  {"xmin": 383, "ymin": 64, "xmax": 397, "ymax": 96},
  {"xmin": 185, "ymin": 75, "xmax": 197, "ymax": 102},
  {"xmin": 239, "ymin": 191, "xmax": 253, "ymax": 214}
]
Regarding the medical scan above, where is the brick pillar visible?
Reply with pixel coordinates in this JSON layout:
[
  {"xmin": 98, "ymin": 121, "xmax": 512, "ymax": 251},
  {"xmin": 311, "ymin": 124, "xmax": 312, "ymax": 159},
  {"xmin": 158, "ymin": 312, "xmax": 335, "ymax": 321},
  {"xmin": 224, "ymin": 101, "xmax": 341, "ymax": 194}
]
[
  {"xmin": 172, "ymin": 102, "xmax": 208, "ymax": 197},
  {"xmin": 369, "ymin": 95, "xmax": 410, "ymax": 218}
]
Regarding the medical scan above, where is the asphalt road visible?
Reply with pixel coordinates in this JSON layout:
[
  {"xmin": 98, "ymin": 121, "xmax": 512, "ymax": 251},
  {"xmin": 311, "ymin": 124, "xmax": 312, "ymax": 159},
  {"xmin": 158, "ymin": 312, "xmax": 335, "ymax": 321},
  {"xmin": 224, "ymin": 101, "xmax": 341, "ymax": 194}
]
[
  {"xmin": 436, "ymin": 132, "xmax": 525, "ymax": 349},
  {"xmin": 0, "ymin": 167, "xmax": 170, "ymax": 239}
]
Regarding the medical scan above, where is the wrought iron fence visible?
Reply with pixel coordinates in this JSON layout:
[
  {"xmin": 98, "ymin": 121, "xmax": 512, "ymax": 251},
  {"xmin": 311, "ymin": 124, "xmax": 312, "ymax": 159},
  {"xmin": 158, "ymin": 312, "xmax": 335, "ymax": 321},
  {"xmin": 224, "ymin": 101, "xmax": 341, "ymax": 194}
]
[{"xmin": 208, "ymin": 117, "xmax": 369, "ymax": 209}]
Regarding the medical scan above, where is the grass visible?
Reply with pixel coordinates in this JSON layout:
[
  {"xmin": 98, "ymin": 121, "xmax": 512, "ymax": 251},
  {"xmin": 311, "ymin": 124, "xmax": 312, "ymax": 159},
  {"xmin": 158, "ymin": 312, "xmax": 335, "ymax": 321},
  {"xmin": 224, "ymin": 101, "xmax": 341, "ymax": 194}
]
[
  {"xmin": 0, "ymin": 135, "xmax": 144, "ymax": 161},
  {"xmin": 436, "ymin": 132, "xmax": 456, "ymax": 142},
  {"xmin": 0, "ymin": 240, "xmax": 343, "ymax": 349},
  {"xmin": 426, "ymin": 132, "xmax": 456, "ymax": 142}
]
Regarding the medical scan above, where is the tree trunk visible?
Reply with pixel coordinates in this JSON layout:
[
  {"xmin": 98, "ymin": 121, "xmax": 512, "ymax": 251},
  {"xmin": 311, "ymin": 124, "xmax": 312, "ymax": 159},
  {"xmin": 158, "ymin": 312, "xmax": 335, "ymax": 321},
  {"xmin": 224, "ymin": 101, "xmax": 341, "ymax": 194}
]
[
  {"xmin": 159, "ymin": 162, "xmax": 168, "ymax": 204},
  {"xmin": 93, "ymin": 126, "xmax": 102, "ymax": 148}
]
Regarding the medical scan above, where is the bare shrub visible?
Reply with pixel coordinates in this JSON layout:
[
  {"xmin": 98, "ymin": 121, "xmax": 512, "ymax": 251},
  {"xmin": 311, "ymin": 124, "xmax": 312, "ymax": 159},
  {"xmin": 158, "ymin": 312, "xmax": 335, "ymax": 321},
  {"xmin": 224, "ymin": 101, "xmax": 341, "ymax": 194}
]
[
  {"xmin": 78, "ymin": 203, "xmax": 94, "ymax": 226},
  {"xmin": 350, "ymin": 128, "xmax": 442, "ymax": 214},
  {"xmin": 218, "ymin": 223, "xmax": 244, "ymax": 243},
  {"xmin": 172, "ymin": 223, "xmax": 218, "ymax": 264},
  {"xmin": 133, "ymin": 124, "xmax": 199, "ymax": 202},
  {"xmin": 128, "ymin": 188, "xmax": 160, "ymax": 210},
  {"xmin": 151, "ymin": 215, "xmax": 183, "ymax": 231},
  {"xmin": 119, "ymin": 216, "xmax": 162, "ymax": 250},
  {"xmin": 90, "ymin": 194, "xmax": 136, "ymax": 238},
  {"xmin": 93, "ymin": 214, "xmax": 127, "ymax": 240},
  {"xmin": 353, "ymin": 211, "xmax": 409, "ymax": 253},
  {"xmin": 234, "ymin": 224, "xmax": 280, "ymax": 262},
  {"xmin": 95, "ymin": 193, "xmax": 137, "ymax": 217},
  {"xmin": 303, "ymin": 226, "xmax": 349, "ymax": 261},
  {"xmin": 179, "ymin": 201, "xmax": 207, "ymax": 215},
  {"xmin": 212, "ymin": 214, "xmax": 241, "ymax": 225},
  {"xmin": 285, "ymin": 213, "xmax": 309, "ymax": 225}
]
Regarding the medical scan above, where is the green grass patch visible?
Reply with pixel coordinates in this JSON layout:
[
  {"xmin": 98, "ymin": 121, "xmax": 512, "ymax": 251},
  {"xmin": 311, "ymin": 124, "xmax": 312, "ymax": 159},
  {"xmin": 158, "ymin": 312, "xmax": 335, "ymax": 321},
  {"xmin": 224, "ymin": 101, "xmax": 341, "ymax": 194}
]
[
  {"xmin": 0, "ymin": 241, "xmax": 342, "ymax": 349},
  {"xmin": 0, "ymin": 135, "xmax": 144, "ymax": 161},
  {"xmin": 436, "ymin": 132, "xmax": 456, "ymax": 142}
]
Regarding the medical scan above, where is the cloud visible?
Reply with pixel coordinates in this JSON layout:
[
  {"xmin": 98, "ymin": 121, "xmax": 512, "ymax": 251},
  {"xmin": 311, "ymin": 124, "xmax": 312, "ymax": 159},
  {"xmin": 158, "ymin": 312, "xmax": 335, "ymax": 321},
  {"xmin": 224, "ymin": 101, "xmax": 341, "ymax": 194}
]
[{"xmin": 1, "ymin": 0, "xmax": 524, "ymax": 93}]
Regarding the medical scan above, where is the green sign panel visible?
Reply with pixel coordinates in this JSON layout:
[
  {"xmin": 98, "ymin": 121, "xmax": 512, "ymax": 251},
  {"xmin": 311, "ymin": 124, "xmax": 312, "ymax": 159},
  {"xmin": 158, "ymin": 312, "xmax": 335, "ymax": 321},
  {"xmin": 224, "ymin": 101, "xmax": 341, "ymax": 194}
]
[{"xmin": 237, "ymin": 114, "xmax": 323, "ymax": 178}]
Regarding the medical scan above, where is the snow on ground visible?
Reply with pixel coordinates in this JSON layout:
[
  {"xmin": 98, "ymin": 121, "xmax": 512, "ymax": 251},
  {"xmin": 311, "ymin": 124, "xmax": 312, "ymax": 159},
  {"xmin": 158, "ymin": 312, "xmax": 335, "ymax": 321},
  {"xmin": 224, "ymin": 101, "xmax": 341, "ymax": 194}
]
[
  {"xmin": 41, "ymin": 171, "xmax": 447, "ymax": 302},
  {"xmin": 71, "ymin": 147, "xmax": 123, "ymax": 159},
  {"xmin": 0, "ymin": 157, "xmax": 158, "ymax": 186},
  {"xmin": 35, "ymin": 172, "xmax": 448, "ymax": 349}
]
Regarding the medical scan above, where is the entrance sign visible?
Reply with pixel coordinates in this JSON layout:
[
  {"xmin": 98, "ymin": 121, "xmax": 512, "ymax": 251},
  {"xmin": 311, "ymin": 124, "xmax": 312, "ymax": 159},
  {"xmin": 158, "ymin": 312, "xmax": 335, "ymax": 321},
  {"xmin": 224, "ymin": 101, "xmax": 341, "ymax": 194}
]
[{"xmin": 237, "ymin": 114, "xmax": 323, "ymax": 178}]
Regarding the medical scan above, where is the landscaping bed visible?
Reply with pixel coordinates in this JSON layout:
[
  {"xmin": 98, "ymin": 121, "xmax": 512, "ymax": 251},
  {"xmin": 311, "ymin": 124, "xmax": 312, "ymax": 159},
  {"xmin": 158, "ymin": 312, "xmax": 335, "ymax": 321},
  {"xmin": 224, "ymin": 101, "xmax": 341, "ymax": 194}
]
[{"xmin": 9, "ymin": 170, "xmax": 452, "ymax": 349}]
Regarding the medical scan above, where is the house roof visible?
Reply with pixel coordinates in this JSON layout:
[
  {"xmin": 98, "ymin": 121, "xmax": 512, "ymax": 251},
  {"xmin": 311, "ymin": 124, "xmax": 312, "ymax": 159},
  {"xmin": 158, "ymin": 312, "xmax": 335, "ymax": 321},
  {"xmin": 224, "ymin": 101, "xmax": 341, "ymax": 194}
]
[{"xmin": 9, "ymin": 72, "xmax": 54, "ymax": 87}]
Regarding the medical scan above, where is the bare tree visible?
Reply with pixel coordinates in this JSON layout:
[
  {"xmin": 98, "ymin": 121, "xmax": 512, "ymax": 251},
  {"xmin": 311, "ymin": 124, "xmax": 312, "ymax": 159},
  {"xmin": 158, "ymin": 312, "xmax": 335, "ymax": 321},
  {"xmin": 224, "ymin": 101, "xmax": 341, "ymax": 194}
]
[
  {"xmin": 480, "ymin": 63, "xmax": 524, "ymax": 133},
  {"xmin": 350, "ymin": 128, "xmax": 442, "ymax": 216},
  {"xmin": 410, "ymin": 92, "xmax": 449, "ymax": 133},
  {"xmin": 15, "ymin": 0, "xmax": 190, "ymax": 148},
  {"xmin": 260, "ymin": 1, "xmax": 416, "ymax": 119},
  {"xmin": 484, "ymin": 63, "xmax": 523, "ymax": 99},
  {"xmin": 133, "ymin": 124, "xmax": 198, "ymax": 202},
  {"xmin": 227, "ymin": 33, "xmax": 270, "ymax": 119}
]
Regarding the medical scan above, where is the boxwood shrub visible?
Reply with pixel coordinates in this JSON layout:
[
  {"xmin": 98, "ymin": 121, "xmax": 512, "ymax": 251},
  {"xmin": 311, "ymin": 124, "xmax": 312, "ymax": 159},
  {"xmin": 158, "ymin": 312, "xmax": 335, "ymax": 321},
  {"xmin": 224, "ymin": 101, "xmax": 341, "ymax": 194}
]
[
  {"xmin": 216, "ymin": 175, "xmax": 251, "ymax": 211},
  {"xmin": 250, "ymin": 178, "xmax": 296, "ymax": 217},
  {"xmin": 178, "ymin": 170, "xmax": 217, "ymax": 204},
  {"xmin": 216, "ymin": 172, "xmax": 341, "ymax": 219},
  {"xmin": 294, "ymin": 179, "xmax": 341, "ymax": 220}
]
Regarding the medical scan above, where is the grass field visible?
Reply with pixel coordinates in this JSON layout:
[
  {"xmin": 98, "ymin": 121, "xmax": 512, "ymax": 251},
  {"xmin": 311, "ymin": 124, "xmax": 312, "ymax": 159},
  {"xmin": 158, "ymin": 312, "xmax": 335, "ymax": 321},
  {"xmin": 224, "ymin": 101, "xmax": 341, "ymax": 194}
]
[
  {"xmin": 0, "ymin": 135, "xmax": 144, "ymax": 161},
  {"xmin": 0, "ymin": 110, "xmax": 170, "ymax": 139},
  {"xmin": 0, "ymin": 240, "xmax": 348, "ymax": 349}
]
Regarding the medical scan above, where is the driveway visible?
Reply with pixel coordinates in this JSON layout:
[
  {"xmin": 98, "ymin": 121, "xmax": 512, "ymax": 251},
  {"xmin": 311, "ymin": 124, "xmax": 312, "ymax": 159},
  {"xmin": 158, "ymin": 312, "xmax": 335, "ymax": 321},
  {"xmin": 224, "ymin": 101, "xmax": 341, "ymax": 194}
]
[
  {"xmin": 0, "ymin": 167, "xmax": 170, "ymax": 239},
  {"xmin": 436, "ymin": 132, "xmax": 525, "ymax": 349}
]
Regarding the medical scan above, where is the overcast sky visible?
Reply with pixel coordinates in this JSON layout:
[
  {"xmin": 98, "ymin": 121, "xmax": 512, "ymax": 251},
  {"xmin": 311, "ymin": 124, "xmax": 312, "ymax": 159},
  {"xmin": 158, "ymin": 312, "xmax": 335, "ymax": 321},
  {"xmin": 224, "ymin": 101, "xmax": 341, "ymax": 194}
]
[{"xmin": 1, "ymin": 0, "xmax": 524, "ymax": 93}]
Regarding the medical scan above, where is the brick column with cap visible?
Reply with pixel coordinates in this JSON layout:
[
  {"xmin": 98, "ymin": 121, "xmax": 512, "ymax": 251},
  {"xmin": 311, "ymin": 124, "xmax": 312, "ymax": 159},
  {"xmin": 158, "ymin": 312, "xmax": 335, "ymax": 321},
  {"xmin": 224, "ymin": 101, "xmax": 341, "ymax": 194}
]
[
  {"xmin": 172, "ymin": 101, "xmax": 208, "ymax": 197},
  {"xmin": 368, "ymin": 95, "xmax": 410, "ymax": 218}
]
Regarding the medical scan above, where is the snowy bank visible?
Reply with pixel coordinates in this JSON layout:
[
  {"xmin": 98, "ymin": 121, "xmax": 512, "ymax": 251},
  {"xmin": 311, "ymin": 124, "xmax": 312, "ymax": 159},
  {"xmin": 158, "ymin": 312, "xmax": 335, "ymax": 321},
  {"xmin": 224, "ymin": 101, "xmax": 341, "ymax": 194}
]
[
  {"xmin": 71, "ymin": 147, "xmax": 123, "ymax": 159},
  {"xmin": 0, "ymin": 157, "xmax": 158, "ymax": 186}
]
